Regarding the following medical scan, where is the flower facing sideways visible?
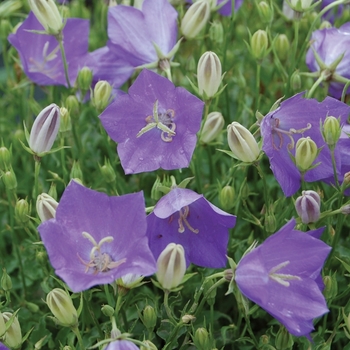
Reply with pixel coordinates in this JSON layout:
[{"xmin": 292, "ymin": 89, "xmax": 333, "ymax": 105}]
[
  {"xmin": 38, "ymin": 180, "xmax": 157, "ymax": 293},
  {"xmin": 235, "ymin": 218, "xmax": 331, "ymax": 337},
  {"xmin": 99, "ymin": 69, "xmax": 204, "ymax": 174},
  {"xmin": 146, "ymin": 187, "xmax": 236, "ymax": 268}
]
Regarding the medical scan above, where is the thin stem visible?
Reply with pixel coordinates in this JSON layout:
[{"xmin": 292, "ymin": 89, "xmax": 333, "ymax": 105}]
[
  {"xmin": 256, "ymin": 62, "xmax": 261, "ymax": 111},
  {"xmin": 57, "ymin": 34, "xmax": 72, "ymax": 89},
  {"xmin": 306, "ymin": 72, "xmax": 326, "ymax": 98},
  {"xmin": 72, "ymin": 326, "xmax": 84, "ymax": 350},
  {"xmin": 33, "ymin": 159, "xmax": 41, "ymax": 201},
  {"xmin": 163, "ymin": 290, "xmax": 176, "ymax": 323}
]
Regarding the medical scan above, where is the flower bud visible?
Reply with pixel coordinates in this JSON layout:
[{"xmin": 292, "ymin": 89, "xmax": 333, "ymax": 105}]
[
  {"xmin": 201, "ymin": 111, "xmax": 224, "ymax": 143},
  {"xmin": 2, "ymin": 312, "xmax": 22, "ymax": 349},
  {"xmin": 156, "ymin": 243, "xmax": 186, "ymax": 290},
  {"xmin": 48, "ymin": 183, "xmax": 58, "ymax": 201},
  {"xmin": 140, "ymin": 340, "xmax": 158, "ymax": 350},
  {"xmin": 250, "ymin": 29, "xmax": 269, "ymax": 60},
  {"xmin": 26, "ymin": 302, "xmax": 40, "ymax": 313},
  {"xmin": 46, "ymin": 288, "xmax": 78, "ymax": 327},
  {"xmin": 142, "ymin": 305, "xmax": 157, "ymax": 330},
  {"xmin": 0, "ymin": 146, "xmax": 11, "ymax": 171},
  {"xmin": 219, "ymin": 185, "xmax": 235, "ymax": 211},
  {"xmin": 77, "ymin": 66, "xmax": 93, "ymax": 93},
  {"xmin": 341, "ymin": 204, "xmax": 350, "ymax": 215},
  {"xmin": 28, "ymin": 0, "xmax": 63, "ymax": 35},
  {"xmin": 343, "ymin": 172, "xmax": 350, "ymax": 187},
  {"xmin": 59, "ymin": 107, "xmax": 71, "ymax": 134},
  {"xmin": 101, "ymin": 305, "xmax": 115, "ymax": 317},
  {"xmin": 93, "ymin": 80, "xmax": 112, "ymax": 112},
  {"xmin": 275, "ymin": 326, "xmax": 294, "ymax": 350},
  {"xmin": 197, "ymin": 51, "xmax": 222, "ymax": 99},
  {"xmin": 70, "ymin": 161, "xmax": 83, "ymax": 181},
  {"xmin": 2, "ymin": 168, "xmax": 17, "ymax": 190},
  {"xmin": 295, "ymin": 137, "xmax": 318, "ymax": 172},
  {"xmin": 227, "ymin": 122, "xmax": 260, "ymax": 162},
  {"xmin": 291, "ymin": 71, "xmax": 301, "ymax": 91},
  {"xmin": 257, "ymin": 1, "xmax": 273, "ymax": 24},
  {"xmin": 182, "ymin": 314, "xmax": 196, "ymax": 324},
  {"xmin": 289, "ymin": 0, "xmax": 313, "ymax": 12},
  {"xmin": 117, "ymin": 274, "xmax": 144, "ymax": 295},
  {"xmin": 274, "ymin": 34, "xmax": 290, "ymax": 61},
  {"xmin": 193, "ymin": 328, "xmax": 211, "ymax": 350},
  {"xmin": 209, "ymin": 20, "xmax": 224, "ymax": 45},
  {"xmin": 320, "ymin": 20, "xmax": 332, "ymax": 30},
  {"xmin": 180, "ymin": 0, "xmax": 210, "ymax": 40},
  {"xmin": 322, "ymin": 116, "xmax": 341, "ymax": 149},
  {"xmin": 65, "ymin": 95, "xmax": 80, "ymax": 116},
  {"xmin": 323, "ymin": 273, "xmax": 338, "ymax": 301},
  {"xmin": 100, "ymin": 160, "xmax": 116, "ymax": 184},
  {"xmin": 265, "ymin": 212, "xmax": 277, "ymax": 233},
  {"xmin": 1, "ymin": 269, "xmax": 12, "ymax": 291},
  {"xmin": 29, "ymin": 103, "xmax": 60, "ymax": 155},
  {"xmin": 295, "ymin": 190, "xmax": 321, "ymax": 224},
  {"xmin": 36, "ymin": 193, "xmax": 58, "ymax": 222},
  {"xmin": 14, "ymin": 199, "xmax": 30, "ymax": 225}
]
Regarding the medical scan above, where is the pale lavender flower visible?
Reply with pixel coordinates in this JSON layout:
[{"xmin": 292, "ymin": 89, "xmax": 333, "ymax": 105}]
[
  {"xmin": 104, "ymin": 340, "xmax": 139, "ymax": 350},
  {"xmin": 93, "ymin": 0, "xmax": 177, "ymax": 88},
  {"xmin": 260, "ymin": 93, "xmax": 350, "ymax": 196},
  {"xmin": 38, "ymin": 180, "xmax": 157, "ymax": 293},
  {"xmin": 295, "ymin": 190, "xmax": 321, "ymax": 224},
  {"xmin": 147, "ymin": 187, "xmax": 236, "ymax": 268},
  {"xmin": 306, "ymin": 23, "xmax": 350, "ymax": 98},
  {"xmin": 99, "ymin": 69, "xmax": 204, "ymax": 174},
  {"xmin": 235, "ymin": 218, "xmax": 331, "ymax": 337},
  {"xmin": 8, "ymin": 12, "xmax": 91, "ymax": 87},
  {"xmin": 0, "ymin": 343, "xmax": 9, "ymax": 350}
]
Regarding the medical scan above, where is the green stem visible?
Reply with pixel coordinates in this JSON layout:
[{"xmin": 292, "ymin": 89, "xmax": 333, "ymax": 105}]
[
  {"xmin": 33, "ymin": 159, "xmax": 41, "ymax": 201},
  {"xmin": 57, "ymin": 34, "xmax": 72, "ymax": 89},
  {"xmin": 115, "ymin": 293, "xmax": 123, "ymax": 316},
  {"xmin": 306, "ymin": 72, "xmax": 326, "ymax": 98},
  {"xmin": 71, "ymin": 326, "xmax": 84, "ymax": 350},
  {"xmin": 104, "ymin": 284, "xmax": 114, "ymax": 307},
  {"xmin": 163, "ymin": 290, "xmax": 176, "ymax": 323},
  {"xmin": 256, "ymin": 62, "xmax": 261, "ymax": 110}
]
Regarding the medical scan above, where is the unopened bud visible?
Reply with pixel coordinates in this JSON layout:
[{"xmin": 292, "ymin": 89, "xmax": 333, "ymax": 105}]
[
  {"xmin": 182, "ymin": 314, "xmax": 196, "ymax": 323},
  {"xmin": 93, "ymin": 80, "xmax": 112, "ymax": 112},
  {"xmin": 142, "ymin": 305, "xmax": 157, "ymax": 330},
  {"xmin": 77, "ymin": 66, "xmax": 93, "ymax": 93},
  {"xmin": 36, "ymin": 193, "xmax": 58, "ymax": 222},
  {"xmin": 29, "ymin": 103, "xmax": 60, "ymax": 155},
  {"xmin": 275, "ymin": 326, "xmax": 294, "ymax": 349},
  {"xmin": 289, "ymin": 0, "xmax": 313, "ymax": 12},
  {"xmin": 291, "ymin": 71, "xmax": 301, "ymax": 91},
  {"xmin": 100, "ymin": 160, "xmax": 116, "ymax": 184},
  {"xmin": 209, "ymin": 20, "xmax": 224, "ymax": 45},
  {"xmin": 0, "ymin": 146, "xmax": 11, "ymax": 170},
  {"xmin": 197, "ymin": 51, "xmax": 222, "ymax": 99},
  {"xmin": 265, "ymin": 213, "xmax": 277, "ymax": 233},
  {"xmin": 251, "ymin": 29, "xmax": 268, "ymax": 60},
  {"xmin": 101, "ymin": 305, "xmax": 115, "ymax": 317},
  {"xmin": 257, "ymin": 1, "xmax": 273, "ymax": 24},
  {"xmin": 341, "ymin": 204, "xmax": 350, "ymax": 215},
  {"xmin": 201, "ymin": 111, "xmax": 224, "ymax": 143},
  {"xmin": 193, "ymin": 327, "xmax": 211, "ymax": 350},
  {"xmin": 2, "ymin": 312, "xmax": 22, "ymax": 349},
  {"xmin": 65, "ymin": 95, "xmax": 80, "ymax": 116},
  {"xmin": 227, "ymin": 122, "xmax": 260, "ymax": 162},
  {"xmin": 295, "ymin": 190, "xmax": 321, "ymax": 224},
  {"xmin": 274, "ymin": 34, "xmax": 290, "ymax": 61},
  {"xmin": 295, "ymin": 137, "xmax": 318, "ymax": 172},
  {"xmin": 323, "ymin": 273, "xmax": 338, "ymax": 301},
  {"xmin": 26, "ymin": 302, "xmax": 40, "ymax": 313},
  {"xmin": 28, "ymin": 0, "xmax": 63, "ymax": 35},
  {"xmin": 219, "ymin": 185, "xmax": 235, "ymax": 211},
  {"xmin": 15, "ymin": 199, "xmax": 30, "ymax": 225},
  {"xmin": 59, "ymin": 107, "xmax": 71, "ymax": 134},
  {"xmin": 48, "ymin": 183, "xmax": 58, "ymax": 201},
  {"xmin": 70, "ymin": 161, "xmax": 83, "ymax": 181},
  {"xmin": 46, "ymin": 288, "xmax": 78, "ymax": 327},
  {"xmin": 320, "ymin": 20, "xmax": 332, "ymax": 29},
  {"xmin": 181, "ymin": 0, "xmax": 210, "ymax": 40},
  {"xmin": 2, "ymin": 168, "xmax": 17, "ymax": 190},
  {"xmin": 140, "ymin": 340, "xmax": 158, "ymax": 350},
  {"xmin": 322, "ymin": 116, "xmax": 341, "ymax": 149},
  {"xmin": 343, "ymin": 172, "xmax": 350, "ymax": 187},
  {"xmin": 156, "ymin": 243, "xmax": 186, "ymax": 290},
  {"xmin": 1, "ymin": 269, "xmax": 12, "ymax": 291}
]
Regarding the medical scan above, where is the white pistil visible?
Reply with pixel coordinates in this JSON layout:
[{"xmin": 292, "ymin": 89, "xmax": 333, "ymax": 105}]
[
  {"xmin": 177, "ymin": 206, "xmax": 199, "ymax": 234},
  {"xmin": 268, "ymin": 261, "xmax": 301, "ymax": 287}
]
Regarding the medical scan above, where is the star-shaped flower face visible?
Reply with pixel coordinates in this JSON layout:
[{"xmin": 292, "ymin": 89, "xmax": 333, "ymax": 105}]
[
  {"xmin": 306, "ymin": 23, "xmax": 350, "ymax": 98},
  {"xmin": 99, "ymin": 69, "xmax": 204, "ymax": 174},
  {"xmin": 38, "ymin": 181, "xmax": 157, "ymax": 293},
  {"xmin": 8, "ymin": 12, "xmax": 91, "ymax": 86},
  {"xmin": 235, "ymin": 219, "xmax": 331, "ymax": 337},
  {"xmin": 146, "ymin": 188, "xmax": 236, "ymax": 268},
  {"xmin": 260, "ymin": 93, "xmax": 350, "ymax": 196}
]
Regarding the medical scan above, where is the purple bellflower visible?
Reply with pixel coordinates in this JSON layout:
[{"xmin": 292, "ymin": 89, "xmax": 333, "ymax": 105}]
[
  {"xmin": 146, "ymin": 187, "xmax": 236, "ymax": 268},
  {"xmin": 104, "ymin": 340, "xmax": 139, "ymax": 350},
  {"xmin": 0, "ymin": 344, "xmax": 9, "ymax": 350},
  {"xmin": 235, "ymin": 218, "xmax": 331, "ymax": 337},
  {"xmin": 320, "ymin": 0, "xmax": 345, "ymax": 23},
  {"xmin": 260, "ymin": 93, "xmax": 350, "ymax": 196},
  {"xmin": 217, "ymin": 0, "xmax": 244, "ymax": 16},
  {"xmin": 38, "ymin": 180, "xmax": 157, "ymax": 293},
  {"xmin": 99, "ymin": 69, "xmax": 204, "ymax": 174},
  {"xmin": 91, "ymin": 0, "xmax": 178, "ymax": 88},
  {"xmin": 306, "ymin": 23, "xmax": 350, "ymax": 98},
  {"xmin": 8, "ymin": 12, "xmax": 91, "ymax": 87}
]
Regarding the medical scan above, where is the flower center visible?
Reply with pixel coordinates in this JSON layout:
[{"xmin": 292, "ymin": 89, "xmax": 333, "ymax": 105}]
[
  {"xmin": 177, "ymin": 206, "xmax": 199, "ymax": 234},
  {"xmin": 136, "ymin": 100, "xmax": 176, "ymax": 142},
  {"xmin": 77, "ymin": 231, "xmax": 126, "ymax": 274},
  {"xmin": 271, "ymin": 117, "xmax": 312, "ymax": 150},
  {"xmin": 268, "ymin": 261, "xmax": 301, "ymax": 287},
  {"xmin": 29, "ymin": 41, "xmax": 60, "ymax": 76}
]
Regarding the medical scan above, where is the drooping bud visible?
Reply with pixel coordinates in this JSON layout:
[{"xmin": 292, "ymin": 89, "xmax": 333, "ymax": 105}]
[
  {"xmin": 14, "ymin": 198, "xmax": 30, "ymax": 225},
  {"xmin": 322, "ymin": 116, "xmax": 341, "ymax": 149},
  {"xmin": 201, "ymin": 111, "xmax": 224, "ymax": 143},
  {"xmin": 275, "ymin": 325, "xmax": 294, "ymax": 350},
  {"xmin": 295, "ymin": 190, "xmax": 321, "ymax": 224},
  {"xmin": 0, "ymin": 145, "xmax": 11, "ymax": 170},
  {"xmin": 193, "ymin": 327, "xmax": 211, "ymax": 350},
  {"xmin": 274, "ymin": 34, "xmax": 290, "ymax": 61},
  {"xmin": 219, "ymin": 185, "xmax": 235, "ymax": 211},
  {"xmin": 2, "ymin": 312, "xmax": 22, "ymax": 349},
  {"xmin": 93, "ymin": 80, "xmax": 113, "ymax": 112},
  {"xmin": 295, "ymin": 137, "xmax": 318, "ymax": 172},
  {"xmin": 180, "ymin": 0, "xmax": 211, "ymax": 40},
  {"xmin": 46, "ymin": 288, "xmax": 78, "ymax": 327},
  {"xmin": 28, "ymin": 103, "xmax": 60, "ymax": 156},
  {"xmin": 28, "ymin": 0, "xmax": 63, "ymax": 35},
  {"xmin": 142, "ymin": 305, "xmax": 157, "ymax": 330},
  {"xmin": 156, "ymin": 243, "xmax": 186, "ymax": 290},
  {"xmin": 227, "ymin": 122, "xmax": 260, "ymax": 163},
  {"xmin": 2, "ymin": 168, "xmax": 17, "ymax": 190},
  {"xmin": 77, "ymin": 67, "xmax": 93, "ymax": 93},
  {"xmin": 197, "ymin": 51, "xmax": 222, "ymax": 100},
  {"xmin": 36, "ymin": 193, "xmax": 58, "ymax": 222},
  {"xmin": 341, "ymin": 204, "xmax": 350, "ymax": 215},
  {"xmin": 250, "ymin": 29, "xmax": 269, "ymax": 60}
]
